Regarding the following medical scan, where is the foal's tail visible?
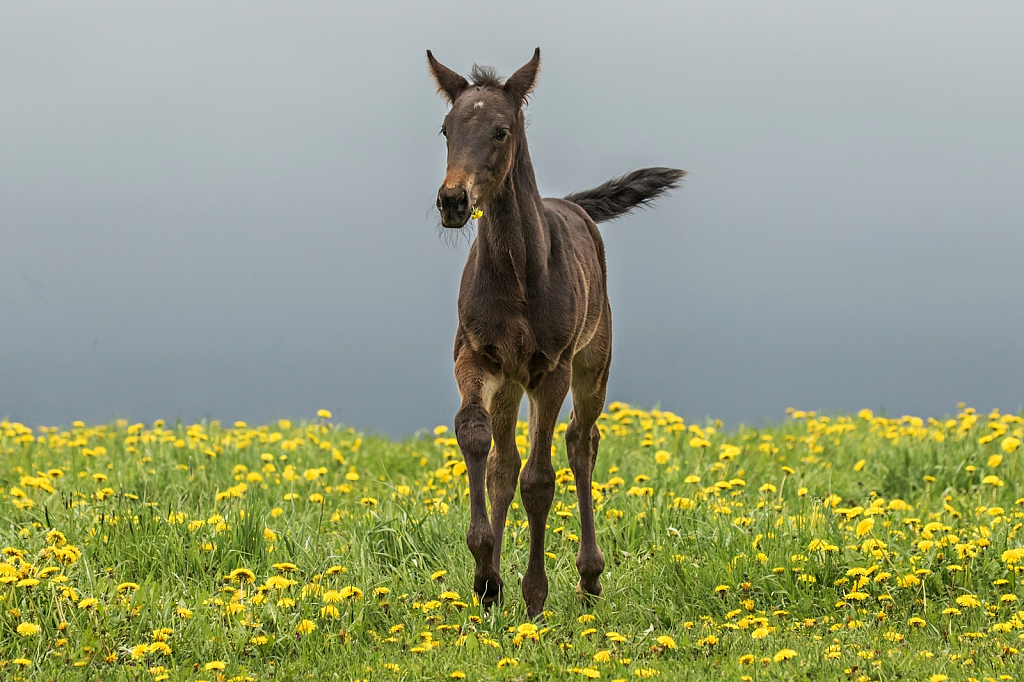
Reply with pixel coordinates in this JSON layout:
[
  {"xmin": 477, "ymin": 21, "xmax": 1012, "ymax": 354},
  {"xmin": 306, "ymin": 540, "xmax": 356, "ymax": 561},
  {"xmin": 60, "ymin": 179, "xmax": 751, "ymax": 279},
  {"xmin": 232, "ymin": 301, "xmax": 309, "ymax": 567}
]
[{"xmin": 565, "ymin": 167, "xmax": 686, "ymax": 224}]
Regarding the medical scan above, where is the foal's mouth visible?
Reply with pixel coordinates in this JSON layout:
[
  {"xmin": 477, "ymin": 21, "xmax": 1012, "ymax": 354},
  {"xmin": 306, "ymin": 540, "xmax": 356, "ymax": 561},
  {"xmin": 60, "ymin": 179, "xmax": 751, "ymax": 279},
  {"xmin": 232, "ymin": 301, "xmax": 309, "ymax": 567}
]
[
  {"xmin": 440, "ymin": 207, "xmax": 483, "ymax": 230},
  {"xmin": 440, "ymin": 213, "xmax": 471, "ymax": 229}
]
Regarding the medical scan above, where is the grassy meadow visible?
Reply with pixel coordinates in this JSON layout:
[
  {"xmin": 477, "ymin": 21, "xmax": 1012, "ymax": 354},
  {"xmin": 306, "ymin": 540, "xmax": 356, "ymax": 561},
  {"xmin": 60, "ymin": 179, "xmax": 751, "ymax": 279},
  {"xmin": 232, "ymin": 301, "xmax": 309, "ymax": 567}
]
[{"xmin": 1, "ymin": 403, "xmax": 1024, "ymax": 681}]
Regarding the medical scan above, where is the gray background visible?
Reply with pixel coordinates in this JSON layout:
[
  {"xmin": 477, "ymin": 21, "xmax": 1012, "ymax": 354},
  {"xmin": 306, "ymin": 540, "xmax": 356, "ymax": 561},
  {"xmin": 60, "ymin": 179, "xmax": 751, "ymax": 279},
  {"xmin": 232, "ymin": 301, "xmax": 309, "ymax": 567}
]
[{"xmin": 2, "ymin": 2, "xmax": 1022, "ymax": 435}]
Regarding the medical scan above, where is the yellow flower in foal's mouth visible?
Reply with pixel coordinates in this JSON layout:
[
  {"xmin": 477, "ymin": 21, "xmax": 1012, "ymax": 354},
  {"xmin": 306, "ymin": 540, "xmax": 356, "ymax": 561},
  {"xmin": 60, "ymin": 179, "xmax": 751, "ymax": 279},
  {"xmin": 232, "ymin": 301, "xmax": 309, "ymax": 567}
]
[{"xmin": 470, "ymin": 208, "xmax": 483, "ymax": 220}]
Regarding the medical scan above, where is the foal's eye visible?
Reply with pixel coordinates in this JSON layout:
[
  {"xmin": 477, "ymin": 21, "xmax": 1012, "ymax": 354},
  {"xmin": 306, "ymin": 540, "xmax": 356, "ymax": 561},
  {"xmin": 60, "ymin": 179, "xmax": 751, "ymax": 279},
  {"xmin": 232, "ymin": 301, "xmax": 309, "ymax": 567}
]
[
  {"xmin": 494, "ymin": 128, "xmax": 509, "ymax": 142},
  {"xmin": 440, "ymin": 126, "xmax": 448, "ymax": 138}
]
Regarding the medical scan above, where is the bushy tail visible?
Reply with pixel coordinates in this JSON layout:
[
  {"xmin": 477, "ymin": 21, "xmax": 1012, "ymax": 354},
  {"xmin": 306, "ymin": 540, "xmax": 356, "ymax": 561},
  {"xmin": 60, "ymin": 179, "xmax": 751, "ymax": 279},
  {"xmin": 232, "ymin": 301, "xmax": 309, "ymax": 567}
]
[{"xmin": 565, "ymin": 167, "xmax": 686, "ymax": 224}]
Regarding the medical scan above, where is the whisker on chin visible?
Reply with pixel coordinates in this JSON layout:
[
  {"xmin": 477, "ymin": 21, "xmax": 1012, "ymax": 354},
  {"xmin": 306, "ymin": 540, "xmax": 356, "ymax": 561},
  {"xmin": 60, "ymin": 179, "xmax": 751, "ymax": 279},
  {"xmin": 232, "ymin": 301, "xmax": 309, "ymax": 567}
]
[{"xmin": 435, "ymin": 219, "xmax": 476, "ymax": 249}]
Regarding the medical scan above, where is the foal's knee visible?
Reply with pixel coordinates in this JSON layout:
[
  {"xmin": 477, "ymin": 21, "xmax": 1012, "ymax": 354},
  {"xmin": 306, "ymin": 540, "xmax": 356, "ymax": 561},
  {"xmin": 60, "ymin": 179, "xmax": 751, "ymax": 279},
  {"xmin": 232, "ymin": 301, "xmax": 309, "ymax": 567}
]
[
  {"xmin": 566, "ymin": 420, "xmax": 599, "ymax": 462},
  {"xmin": 519, "ymin": 465, "xmax": 554, "ymax": 511},
  {"xmin": 455, "ymin": 404, "xmax": 491, "ymax": 459},
  {"xmin": 564, "ymin": 418, "xmax": 585, "ymax": 453}
]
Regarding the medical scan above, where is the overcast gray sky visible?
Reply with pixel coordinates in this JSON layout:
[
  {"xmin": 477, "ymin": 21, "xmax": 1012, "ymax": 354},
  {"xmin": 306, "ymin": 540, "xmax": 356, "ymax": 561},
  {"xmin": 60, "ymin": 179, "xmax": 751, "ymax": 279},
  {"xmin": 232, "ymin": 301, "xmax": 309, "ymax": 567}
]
[{"xmin": 2, "ymin": 2, "xmax": 1022, "ymax": 435}]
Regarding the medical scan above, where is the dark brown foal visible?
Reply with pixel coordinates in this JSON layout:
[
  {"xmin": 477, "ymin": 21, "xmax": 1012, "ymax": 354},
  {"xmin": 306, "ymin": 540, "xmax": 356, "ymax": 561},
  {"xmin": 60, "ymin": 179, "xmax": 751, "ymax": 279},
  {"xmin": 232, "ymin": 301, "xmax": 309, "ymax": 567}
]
[{"xmin": 427, "ymin": 48, "xmax": 684, "ymax": 617}]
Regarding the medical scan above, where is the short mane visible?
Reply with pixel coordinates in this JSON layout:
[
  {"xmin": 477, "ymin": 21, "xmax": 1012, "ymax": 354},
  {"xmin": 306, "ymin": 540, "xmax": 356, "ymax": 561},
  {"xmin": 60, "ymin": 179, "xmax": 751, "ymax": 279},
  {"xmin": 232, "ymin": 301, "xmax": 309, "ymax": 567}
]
[{"xmin": 470, "ymin": 64, "xmax": 503, "ymax": 88}]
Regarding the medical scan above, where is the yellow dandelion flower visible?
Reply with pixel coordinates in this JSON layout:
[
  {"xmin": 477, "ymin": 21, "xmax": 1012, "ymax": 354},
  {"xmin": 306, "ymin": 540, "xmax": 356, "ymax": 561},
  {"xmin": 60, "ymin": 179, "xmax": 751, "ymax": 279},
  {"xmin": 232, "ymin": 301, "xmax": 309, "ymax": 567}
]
[
  {"xmin": 338, "ymin": 585, "xmax": 363, "ymax": 600},
  {"xmin": 265, "ymin": 575, "xmax": 297, "ymax": 590},
  {"xmin": 772, "ymin": 648, "xmax": 797, "ymax": 662},
  {"xmin": 16, "ymin": 622, "xmax": 41, "ymax": 637},
  {"xmin": 296, "ymin": 619, "xmax": 316, "ymax": 634},
  {"xmin": 956, "ymin": 594, "xmax": 980, "ymax": 608},
  {"xmin": 226, "ymin": 568, "xmax": 256, "ymax": 583},
  {"xmin": 855, "ymin": 518, "xmax": 875, "ymax": 538},
  {"xmin": 204, "ymin": 661, "xmax": 227, "ymax": 671}
]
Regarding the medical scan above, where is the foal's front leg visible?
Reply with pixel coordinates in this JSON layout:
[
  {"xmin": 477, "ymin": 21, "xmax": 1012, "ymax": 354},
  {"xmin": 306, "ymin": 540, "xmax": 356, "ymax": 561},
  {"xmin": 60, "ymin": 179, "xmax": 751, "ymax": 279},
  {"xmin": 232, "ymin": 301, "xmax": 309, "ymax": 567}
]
[
  {"xmin": 485, "ymin": 381, "xmax": 525, "ymax": 604},
  {"xmin": 519, "ymin": 360, "xmax": 572, "ymax": 618},
  {"xmin": 453, "ymin": 350, "xmax": 502, "ymax": 603}
]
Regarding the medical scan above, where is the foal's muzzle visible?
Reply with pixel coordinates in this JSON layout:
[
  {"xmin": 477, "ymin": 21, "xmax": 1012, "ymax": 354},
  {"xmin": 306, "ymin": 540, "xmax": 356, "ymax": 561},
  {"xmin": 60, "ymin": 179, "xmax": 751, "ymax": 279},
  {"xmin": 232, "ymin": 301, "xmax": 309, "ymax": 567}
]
[{"xmin": 437, "ymin": 185, "xmax": 471, "ymax": 228}]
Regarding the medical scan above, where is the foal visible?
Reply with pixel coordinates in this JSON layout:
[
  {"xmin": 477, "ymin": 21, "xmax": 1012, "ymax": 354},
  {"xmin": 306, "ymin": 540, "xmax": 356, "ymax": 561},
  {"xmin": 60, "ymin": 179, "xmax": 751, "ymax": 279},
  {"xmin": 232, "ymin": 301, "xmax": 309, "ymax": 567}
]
[{"xmin": 428, "ymin": 48, "xmax": 684, "ymax": 617}]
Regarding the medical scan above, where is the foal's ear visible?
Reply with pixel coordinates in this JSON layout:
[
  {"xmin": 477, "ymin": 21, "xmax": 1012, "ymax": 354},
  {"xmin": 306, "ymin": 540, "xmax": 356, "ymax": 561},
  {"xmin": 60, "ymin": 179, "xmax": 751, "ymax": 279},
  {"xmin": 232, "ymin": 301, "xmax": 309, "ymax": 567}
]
[
  {"xmin": 426, "ymin": 50, "xmax": 469, "ymax": 105},
  {"xmin": 504, "ymin": 47, "xmax": 541, "ymax": 107}
]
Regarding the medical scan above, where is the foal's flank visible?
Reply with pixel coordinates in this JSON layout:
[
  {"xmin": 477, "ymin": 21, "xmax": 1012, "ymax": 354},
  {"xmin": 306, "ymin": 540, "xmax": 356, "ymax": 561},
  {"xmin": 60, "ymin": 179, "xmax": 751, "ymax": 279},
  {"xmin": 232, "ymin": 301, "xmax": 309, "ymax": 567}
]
[{"xmin": 428, "ymin": 47, "xmax": 684, "ymax": 617}]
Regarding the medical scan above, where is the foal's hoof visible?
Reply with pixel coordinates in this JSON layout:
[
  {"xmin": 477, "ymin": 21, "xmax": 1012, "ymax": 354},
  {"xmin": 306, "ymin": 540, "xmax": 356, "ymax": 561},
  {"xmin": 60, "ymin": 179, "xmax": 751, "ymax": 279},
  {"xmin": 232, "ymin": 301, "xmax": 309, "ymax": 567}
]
[
  {"xmin": 576, "ymin": 578, "xmax": 603, "ymax": 606},
  {"xmin": 522, "ymin": 571, "xmax": 549, "ymax": 619},
  {"xmin": 474, "ymin": 574, "xmax": 503, "ymax": 608}
]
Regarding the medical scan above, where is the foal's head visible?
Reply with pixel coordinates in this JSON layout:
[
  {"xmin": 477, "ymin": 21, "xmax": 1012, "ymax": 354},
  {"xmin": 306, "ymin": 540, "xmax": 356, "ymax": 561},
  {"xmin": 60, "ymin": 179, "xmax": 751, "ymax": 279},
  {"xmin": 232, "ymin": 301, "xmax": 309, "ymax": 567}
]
[{"xmin": 427, "ymin": 49, "xmax": 541, "ymax": 229}]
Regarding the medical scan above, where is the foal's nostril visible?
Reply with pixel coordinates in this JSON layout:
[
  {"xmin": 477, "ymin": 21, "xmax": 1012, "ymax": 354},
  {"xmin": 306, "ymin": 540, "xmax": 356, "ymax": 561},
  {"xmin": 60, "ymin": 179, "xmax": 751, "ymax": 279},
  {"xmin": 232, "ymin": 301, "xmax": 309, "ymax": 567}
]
[{"xmin": 439, "ymin": 187, "xmax": 470, "ymax": 215}]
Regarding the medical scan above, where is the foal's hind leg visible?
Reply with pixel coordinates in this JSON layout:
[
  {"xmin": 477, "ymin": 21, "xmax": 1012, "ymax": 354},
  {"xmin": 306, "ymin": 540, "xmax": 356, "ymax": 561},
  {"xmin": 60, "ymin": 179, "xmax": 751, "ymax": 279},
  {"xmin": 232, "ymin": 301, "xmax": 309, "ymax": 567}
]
[
  {"xmin": 453, "ymin": 349, "xmax": 502, "ymax": 604},
  {"xmin": 520, "ymin": 359, "xmax": 572, "ymax": 618},
  {"xmin": 483, "ymin": 381, "xmax": 524, "ymax": 606},
  {"xmin": 566, "ymin": 323, "xmax": 611, "ymax": 601}
]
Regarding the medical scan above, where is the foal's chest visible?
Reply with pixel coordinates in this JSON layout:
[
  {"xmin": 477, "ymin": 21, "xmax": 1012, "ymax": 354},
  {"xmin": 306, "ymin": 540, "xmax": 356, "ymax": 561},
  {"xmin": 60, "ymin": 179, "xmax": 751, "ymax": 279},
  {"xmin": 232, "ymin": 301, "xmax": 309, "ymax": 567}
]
[{"xmin": 460, "ymin": 305, "xmax": 562, "ymax": 387}]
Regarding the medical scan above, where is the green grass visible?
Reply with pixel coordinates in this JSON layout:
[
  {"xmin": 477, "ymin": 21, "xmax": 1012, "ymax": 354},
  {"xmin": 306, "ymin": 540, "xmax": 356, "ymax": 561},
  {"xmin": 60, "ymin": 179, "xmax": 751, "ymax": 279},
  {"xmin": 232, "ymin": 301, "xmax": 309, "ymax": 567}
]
[{"xmin": 1, "ymin": 404, "xmax": 1023, "ymax": 681}]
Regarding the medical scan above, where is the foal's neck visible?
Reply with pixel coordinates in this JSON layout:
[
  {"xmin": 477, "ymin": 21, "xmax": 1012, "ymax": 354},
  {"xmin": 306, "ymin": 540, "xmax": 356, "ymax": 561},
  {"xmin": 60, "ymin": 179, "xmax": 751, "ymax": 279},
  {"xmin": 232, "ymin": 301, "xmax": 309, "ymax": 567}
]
[{"xmin": 475, "ymin": 131, "xmax": 548, "ymax": 296}]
